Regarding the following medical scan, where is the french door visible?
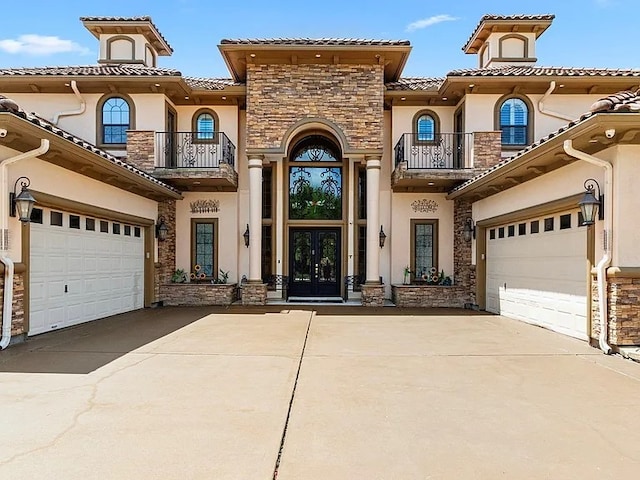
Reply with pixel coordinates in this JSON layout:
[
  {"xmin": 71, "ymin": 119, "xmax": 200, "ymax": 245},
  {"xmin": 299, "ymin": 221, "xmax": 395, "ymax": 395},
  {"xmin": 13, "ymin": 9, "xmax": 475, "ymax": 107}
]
[{"xmin": 289, "ymin": 228, "xmax": 341, "ymax": 297}]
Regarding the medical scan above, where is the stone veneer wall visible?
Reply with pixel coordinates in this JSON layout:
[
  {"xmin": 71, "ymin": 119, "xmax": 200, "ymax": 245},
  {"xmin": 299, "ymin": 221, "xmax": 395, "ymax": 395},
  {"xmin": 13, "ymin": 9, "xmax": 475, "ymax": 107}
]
[
  {"xmin": 126, "ymin": 130, "xmax": 155, "ymax": 173},
  {"xmin": 591, "ymin": 273, "xmax": 640, "ymax": 346},
  {"xmin": 453, "ymin": 199, "xmax": 476, "ymax": 306},
  {"xmin": 391, "ymin": 285, "xmax": 470, "ymax": 308},
  {"xmin": 246, "ymin": 64, "xmax": 384, "ymax": 150},
  {"xmin": 242, "ymin": 283, "xmax": 268, "ymax": 306},
  {"xmin": 361, "ymin": 284, "xmax": 385, "ymax": 307},
  {"xmin": 160, "ymin": 283, "xmax": 237, "ymax": 306},
  {"xmin": 473, "ymin": 132, "xmax": 502, "ymax": 170},
  {"xmin": 155, "ymin": 199, "xmax": 176, "ymax": 304},
  {"xmin": 0, "ymin": 272, "xmax": 25, "ymax": 337}
]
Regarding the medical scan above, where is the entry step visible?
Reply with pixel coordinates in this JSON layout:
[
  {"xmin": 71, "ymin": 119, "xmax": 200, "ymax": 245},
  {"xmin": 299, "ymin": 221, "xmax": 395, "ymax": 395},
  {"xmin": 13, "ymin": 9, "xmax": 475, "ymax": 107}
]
[{"xmin": 287, "ymin": 296, "xmax": 344, "ymax": 303}]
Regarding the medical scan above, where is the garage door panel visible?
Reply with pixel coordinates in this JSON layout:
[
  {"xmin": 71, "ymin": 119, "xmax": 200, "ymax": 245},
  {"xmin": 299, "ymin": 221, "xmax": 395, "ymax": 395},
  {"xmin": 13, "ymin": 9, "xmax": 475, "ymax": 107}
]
[
  {"xmin": 486, "ymin": 211, "xmax": 588, "ymax": 340},
  {"xmin": 30, "ymin": 209, "xmax": 145, "ymax": 336}
]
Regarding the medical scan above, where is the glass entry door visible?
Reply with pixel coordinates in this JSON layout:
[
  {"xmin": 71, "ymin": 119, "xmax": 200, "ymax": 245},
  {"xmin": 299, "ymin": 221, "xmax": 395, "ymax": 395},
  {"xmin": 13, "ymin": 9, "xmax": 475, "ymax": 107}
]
[{"xmin": 289, "ymin": 228, "xmax": 341, "ymax": 297}]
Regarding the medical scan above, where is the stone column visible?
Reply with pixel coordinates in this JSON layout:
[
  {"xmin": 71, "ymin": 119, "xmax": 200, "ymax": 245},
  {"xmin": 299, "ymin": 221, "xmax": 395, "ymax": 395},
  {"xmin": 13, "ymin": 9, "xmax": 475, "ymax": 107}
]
[
  {"xmin": 248, "ymin": 154, "xmax": 263, "ymax": 283},
  {"xmin": 365, "ymin": 154, "xmax": 382, "ymax": 284}
]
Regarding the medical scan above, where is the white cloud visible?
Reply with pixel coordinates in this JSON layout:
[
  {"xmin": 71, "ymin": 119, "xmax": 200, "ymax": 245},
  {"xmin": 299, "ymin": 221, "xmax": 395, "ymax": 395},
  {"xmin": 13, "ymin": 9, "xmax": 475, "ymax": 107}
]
[
  {"xmin": 0, "ymin": 34, "xmax": 90, "ymax": 56},
  {"xmin": 406, "ymin": 14, "xmax": 459, "ymax": 32}
]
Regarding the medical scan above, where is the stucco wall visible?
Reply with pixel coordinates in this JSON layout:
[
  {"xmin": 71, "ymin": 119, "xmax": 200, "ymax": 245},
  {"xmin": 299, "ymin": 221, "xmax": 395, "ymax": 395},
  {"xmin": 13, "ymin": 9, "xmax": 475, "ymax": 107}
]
[
  {"xmin": 610, "ymin": 145, "xmax": 640, "ymax": 266},
  {"xmin": 390, "ymin": 193, "xmax": 454, "ymax": 285},
  {"xmin": 174, "ymin": 105, "xmax": 239, "ymax": 150},
  {"xmin": 175, "ymin": 191, "xmax": 240, "ymax": 283},
  {"xmin": 390, "ymin": 106, "xmax": 456, "ymax": 149},
  {"xmin": 245, "ymin": 63, "xmax": 384, "ymax": 151}
]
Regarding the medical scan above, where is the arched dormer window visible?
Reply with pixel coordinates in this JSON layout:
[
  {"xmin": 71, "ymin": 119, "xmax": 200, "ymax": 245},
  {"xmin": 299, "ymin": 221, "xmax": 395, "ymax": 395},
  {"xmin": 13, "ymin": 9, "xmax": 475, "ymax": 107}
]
[
  {"xmin": 413, "ymin": 110, "xmax": 440, "ymax": 143},
  {"xmin": 98, "ymin": 95, "xmax": 134, "ymax": 147},
  {"xmin": 496, "ymin": 96, "xmax": 533, "ymax": 147},
  {"xmin": 192, "ymin": 109, "xmax": 219, "ymax": 141}
]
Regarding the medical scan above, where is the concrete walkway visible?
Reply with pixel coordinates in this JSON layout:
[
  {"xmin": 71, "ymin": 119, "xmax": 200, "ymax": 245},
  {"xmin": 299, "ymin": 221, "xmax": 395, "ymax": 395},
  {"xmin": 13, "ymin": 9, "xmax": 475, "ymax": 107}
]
[{"xmin": 1, "ymin": 307, "xmax": 639, "ymax": 479}]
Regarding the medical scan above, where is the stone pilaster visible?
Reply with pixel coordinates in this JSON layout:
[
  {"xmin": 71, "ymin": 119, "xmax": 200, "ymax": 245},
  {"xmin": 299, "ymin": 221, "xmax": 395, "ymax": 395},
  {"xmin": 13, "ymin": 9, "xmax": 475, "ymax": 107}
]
[
  {"xmin": 591, "ymin": 270, "xmax": 640, "ymax": 346},
  {"xmin": 361, "ymin": 284, "xmax": 385, "ymax": 307},
  {"xmin": 0, "ymin": 269, "xmax": 25, "ymax": 341},
  {"xmin": 126, "ymin": 130, "xmax": 155, "ymax": 173},
  {"xmin": 453, "ymin": 198, "xmax": 476, "ymax": 305},
  {"xmin": 155, "ymin": 199, "xmax": 176, "ymax": 304},
  {"xmin": 472, "ymin": 131, "xmax": 502, "ymax": 170},
  {"xmin": 242, "ymin": 283, "xmax": 268, "ymax": 306}
]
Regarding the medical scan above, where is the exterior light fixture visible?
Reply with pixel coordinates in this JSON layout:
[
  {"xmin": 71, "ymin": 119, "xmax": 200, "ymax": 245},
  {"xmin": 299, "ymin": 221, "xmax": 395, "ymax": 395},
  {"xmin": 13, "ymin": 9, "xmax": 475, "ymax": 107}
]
[
  {"xmin": 243, "ymin": 224, "xmax": 250, "ymax": 248},
  {"xmin": 578, "ymin": 178, "xmax": 603, "ymax": 226},
  {"xmin": 10, "ymin": 176, "xmax": 36, "ymax": 223},
  {"xmin": 156, "ymin": 216, "xmax": 168, "ymax": 242},
  {"xmin": 379, "ymin": 225, "xmax": 387, "ymax": 248},
  {"xmin": 463, "ymin": 218, "xmax": 476, "ymax": 242}
]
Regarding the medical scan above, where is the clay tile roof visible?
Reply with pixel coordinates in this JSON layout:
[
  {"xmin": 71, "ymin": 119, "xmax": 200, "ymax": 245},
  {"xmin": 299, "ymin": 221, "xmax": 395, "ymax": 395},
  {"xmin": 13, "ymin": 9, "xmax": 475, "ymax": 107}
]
[
  {"xmin": 219, "ymin": 38, "xmax": 410, "ymax": 46},
  {"xmin": 385, "ymin": 77, "xmax": 444, "ymax": 91},
  {"xmin": 0, "ymin": 64, "xmax": 182, "ymax": 77},
  {"xmin": 450, "ymin": 90, "xmax": 640, "ymax": 194},
  {"xmin": 0, "ymin": 96, "xmax": 179, "ymax": 195},
  {"xmin": 183, "ymin": 77, "xmax": 244, "ymax": 90},
  {"xmin": 447, "ymin": 66, "xmax": 640, "ymax": 78},
  {"xmin": 463, "ymin": 14, "xmax": 555, "ymax": 52},
  {"xmin": 79, "ymin": 16, "xmax": 173, "ymax": 53}
]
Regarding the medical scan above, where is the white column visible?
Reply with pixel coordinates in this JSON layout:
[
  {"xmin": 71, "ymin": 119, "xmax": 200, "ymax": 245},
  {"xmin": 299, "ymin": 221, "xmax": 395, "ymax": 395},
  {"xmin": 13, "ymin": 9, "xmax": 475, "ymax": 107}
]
[
  {"xmin": 365, "ymin": 154, "xmax": 381, "ymax": 284},
  {"xmin": 248, "ymin": 154, "xmax": 263, "ymax": 283}
]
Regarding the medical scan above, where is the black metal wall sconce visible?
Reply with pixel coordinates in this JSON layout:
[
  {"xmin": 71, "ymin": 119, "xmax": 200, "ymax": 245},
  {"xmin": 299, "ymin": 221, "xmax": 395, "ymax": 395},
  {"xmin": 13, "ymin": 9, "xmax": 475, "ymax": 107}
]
[
  {"xmin": 10, "ymin": 176, "xmax": 36, "ymax": 223},
  {"xmin": 156, "ymin": 216, "xmax": 168, "ymax": 241},
  {"xmin": 578, "ymin": 178, "xmax": 604, "ymax": 226},
  {"xmin": 463, "ymin": 218, "xmax": 476, "ymax": 242},
  {"xmin": 243, "ymin": 224, "xmax": 250, "ymax": 248},
  {"xmin": 379, "ymin": 225, "xmax": 387, "ymax": 248}
]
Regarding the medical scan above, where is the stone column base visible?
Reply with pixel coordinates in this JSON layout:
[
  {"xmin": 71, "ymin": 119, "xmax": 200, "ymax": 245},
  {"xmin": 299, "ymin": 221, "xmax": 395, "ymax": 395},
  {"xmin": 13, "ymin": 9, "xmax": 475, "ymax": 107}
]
[
  {"xmin": 592, "ymin": 272, "xmax": 640, "ymax": 346},
  {"xmin": 242, "ymin": 283, "xmax": 268, "ymax": 306},
  {"xmin": 361, "ymin": 284, "xmax": 385, "ymax": 307}
]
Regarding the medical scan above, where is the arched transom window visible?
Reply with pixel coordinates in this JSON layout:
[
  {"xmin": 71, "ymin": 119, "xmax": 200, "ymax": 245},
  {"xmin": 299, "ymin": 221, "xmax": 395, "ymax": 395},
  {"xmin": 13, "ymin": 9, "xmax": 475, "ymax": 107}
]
[
  {"xmin": 499, "ymin": 97, "xmax": 529, "ymax": 146},
  {"xmin": 102, "ymin": 97, "xmax": 131, "ymax": 145},
  {"xmin": 416, "ymin": 113, "xmax": 436, "ymax": 142},
  {"xmin": 195, "ymin": 111, "xmax": 216, "ymax": 140}
]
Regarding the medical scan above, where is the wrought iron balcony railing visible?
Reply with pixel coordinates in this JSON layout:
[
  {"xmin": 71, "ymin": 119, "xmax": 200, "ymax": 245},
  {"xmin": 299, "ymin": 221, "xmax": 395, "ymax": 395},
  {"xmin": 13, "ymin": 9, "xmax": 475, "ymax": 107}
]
[
  {"xmin": 155, "ymin": 131, "xmax": 236, "ymax": 169},
  {"xmin": 394, "ymin": 133, "xmax": 472, "ymax": 169}
]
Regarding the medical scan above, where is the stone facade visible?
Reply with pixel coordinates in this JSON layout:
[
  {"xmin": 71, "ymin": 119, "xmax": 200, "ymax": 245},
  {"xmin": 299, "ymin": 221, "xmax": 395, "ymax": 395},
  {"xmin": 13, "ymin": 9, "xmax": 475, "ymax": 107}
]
[
  {"xmin": 153, "ymin": 162, "xmax": 238, "ymax": 189},
  {"xmin": 126, "ymin": 130, "xmax": 155, "ymax": 173},
  {"xmin": 160, "ymin": 283, "xmax": 237, "ymax": 306},
  {"xmin": 391, "ymin": 285, "xmax": 470, "ymax": 308},
  {"xmin": 242, "ymin": 283, "xmax": 268, "ymax": 306},
  {"xmin": 0, "ymin": 271, "xmax": 25, "ymax": 338},
  {"xmin": 361, "ymin": 284, "xmax": 385, "ymax": 307},
  {"xmin": 155, "ymin": 199, "xmax": 176, "ymax": 304},
  {"xmin": 453, "ymin": 199, "xmax": 476, "ymax": 305},
  {"xmin": 246, "ymin": 63, "xmax": 384, "ymax": 150},
  {"xmin": 472, "ymin": 131, "xmax": 502, "ymax": 170},
  {"xmin": 591, "ymin": 272, "xmax": 640, "ymax": 346}
]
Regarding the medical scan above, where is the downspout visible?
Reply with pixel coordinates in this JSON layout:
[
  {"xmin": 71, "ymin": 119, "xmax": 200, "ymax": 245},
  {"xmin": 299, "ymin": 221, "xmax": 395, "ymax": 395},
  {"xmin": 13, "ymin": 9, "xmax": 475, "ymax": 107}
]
[
  {"xmin": 51, "ymin": 81, "xmax": 85, "ymax": 125},
  {"xmin": 539, "ymin": 82, "xmax": 574, "ymax": 122},
  {"xmin": 0, "ymin": 139, "xmax": 50, "ymax": 349},
  {"xmin": 563, "ymin": 139, "xmax": 612, "ymax": 354}
]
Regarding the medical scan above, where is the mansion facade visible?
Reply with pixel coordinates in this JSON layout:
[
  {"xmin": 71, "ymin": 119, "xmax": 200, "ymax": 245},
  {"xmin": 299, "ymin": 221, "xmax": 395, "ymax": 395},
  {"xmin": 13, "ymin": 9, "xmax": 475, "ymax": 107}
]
[{"xmin": 1, "ymin": 14, "xmax": 639, "ymax": 354}]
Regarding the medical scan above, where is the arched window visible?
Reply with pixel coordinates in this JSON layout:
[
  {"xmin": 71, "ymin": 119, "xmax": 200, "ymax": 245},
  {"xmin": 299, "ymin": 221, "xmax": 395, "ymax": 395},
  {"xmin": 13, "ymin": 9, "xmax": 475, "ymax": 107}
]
[
  {"xmin": 499, "ymin": 97, "xmax": 529, "ymax": 146},
  {"xmin": 413, "ymin": 110, "xmax": 440, "ymax": 143},
  {"xmin": 101, "ymin": 96, "xmax": 131, "ymax": 145},
  {"xmin": 192, "ymin": 109, "xmax": 218, "ymax": 141}
]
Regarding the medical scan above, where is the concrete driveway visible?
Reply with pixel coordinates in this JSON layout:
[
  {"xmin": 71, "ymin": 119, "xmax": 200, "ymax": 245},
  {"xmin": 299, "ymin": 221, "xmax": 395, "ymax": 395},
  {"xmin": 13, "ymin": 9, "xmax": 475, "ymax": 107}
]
[{"xmin": 1, "ymin": 307, "xmax": 639, "ymax": 479}]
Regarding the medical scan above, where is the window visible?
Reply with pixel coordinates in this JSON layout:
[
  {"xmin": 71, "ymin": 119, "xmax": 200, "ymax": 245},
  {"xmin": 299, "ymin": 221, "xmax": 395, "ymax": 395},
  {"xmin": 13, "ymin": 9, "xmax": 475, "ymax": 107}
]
[
  {"xmin": 30, "ymin": 208, "xmax": 43, "ymax": 224},
  {"xmin": 192, "ymin": 109, "xmax": 218, "ymax": 141},
  {"xmin": 100, "ymin": 221, "xmax": 109, "ymax": 233},
  {"xmin": 544, "ymin": 217, "xmax": 554, "ymax": 232},
  {"xmin": 498, "ymin": 97, "xmax": 530, "ymax": 146},
  {"xmin": 518, "ymin": 223, "xmax": 526, "ymax": 236},
  {"xmin": 86, "ymin": 218, "xmax": 95, "ymax": 231},
  {"xmin": 124, "ymin": 225, "xmax": 131, "ymax": 236},
  {"xmin": 531, "ymin": 220, "xmax": 540, "ymax": 234},
  {"xmin": 134, "ymin": 227, "xmax": 141, "ymax": 238},
  {"xmin": 113, "ymin": 223, "xmax": 121, "ymax": 235},
  {"xmin": 191, "ymin": 220, "xmax": 218, "ymax": 277},
  {"xmin": 101, "ymin": 96, "xmax": 131, "ymax": 145},
  {"xmin": 51, "ymin": 211, "xmax": 63, "ymax": 227},
  {"xmin": 69, "ymin": 215, "xmax": 80, "ymax": 229},
  {"xmin": 411, "ymin": 220, "xmax": 438, "ymax": 281},
  {"xmin": 489, "ymin": 228, "xmax": 496, "ymax": 240},
  {"xmin": 560, "ymin": 214, "xmax": 572, "ymax": 230},
  {"xmin": 508, "ymin": 225, "xmax": 515, "ymax": 237},
  {"xmin": 498, "ymin": 227, "xmax": 505, "ymax": 238},
  {"xmin": 414, "ymin": 110, "xmax": 440, "ymax": 142}
]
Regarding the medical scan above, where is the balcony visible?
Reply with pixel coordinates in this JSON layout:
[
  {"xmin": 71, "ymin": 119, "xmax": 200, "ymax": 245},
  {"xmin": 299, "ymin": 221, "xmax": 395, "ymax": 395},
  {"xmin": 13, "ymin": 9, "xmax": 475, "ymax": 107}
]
[
  {"xmin": 392, "ymin": 132, "xmax": 478, "ymax": 192},
  {"xmin": 153, "ymin": 131, "xmax": 238, "ymax": 191}
]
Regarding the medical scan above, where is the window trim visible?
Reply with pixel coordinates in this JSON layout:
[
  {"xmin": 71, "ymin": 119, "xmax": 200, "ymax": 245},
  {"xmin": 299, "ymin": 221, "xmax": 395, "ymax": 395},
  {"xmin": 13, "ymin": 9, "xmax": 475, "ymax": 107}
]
[
  {"xmin": 191, "ymin": 108, "xmax": 220, "ymax": 144},
  {"xmin": 498, "ymin": 34, "xmax": 530, "ymax": 59},
  {"xmin": 96, "ymin": 93, "xmax": 136, "ymax": 149},
  {"xmin": 494, "ymin": 94, "xmax": 534, "ymax": 149},
  {"xmin": 106, "ymin": 35, "xmax": 135, "ymax": 62},
  {"xmin": 410, "ymin": 219, "xmax": 439, "ymax": 282},
  {"xmin": 412, "ymin": 109, "xmax": 441, "ymax": 144},
  {"xmin": 190, "ymin": 218, "xmax": 219, "ymax": 278}
]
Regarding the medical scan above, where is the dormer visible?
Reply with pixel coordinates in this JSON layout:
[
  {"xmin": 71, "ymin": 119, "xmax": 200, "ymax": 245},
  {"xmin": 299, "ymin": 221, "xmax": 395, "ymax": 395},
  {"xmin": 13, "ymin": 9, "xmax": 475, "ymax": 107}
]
[
  {"xmin": 80, "ymin": 16, "xmax": 173, "ymax": 67},
  {"xmin": 463, "ymin": 14, "xmax": 554, "ymax": 69}
]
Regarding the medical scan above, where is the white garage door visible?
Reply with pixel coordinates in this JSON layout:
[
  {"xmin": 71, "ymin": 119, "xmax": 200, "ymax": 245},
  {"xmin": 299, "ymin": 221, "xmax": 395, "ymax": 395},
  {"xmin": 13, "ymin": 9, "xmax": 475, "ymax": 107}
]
[
  {"xmin": 29, "ymin": 207, "xmax": 145, "ymax": 335},
  {"xmin": 486, "ymin": 210, "xmax": 588, "ymax": 340}
]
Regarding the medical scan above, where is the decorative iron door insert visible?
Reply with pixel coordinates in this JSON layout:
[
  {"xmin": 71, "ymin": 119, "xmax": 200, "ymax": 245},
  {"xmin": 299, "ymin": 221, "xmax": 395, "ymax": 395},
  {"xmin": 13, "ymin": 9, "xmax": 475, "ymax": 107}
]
[{"xmin": 289, "ymin": 228, "xmax": 341, "ymax": 297}]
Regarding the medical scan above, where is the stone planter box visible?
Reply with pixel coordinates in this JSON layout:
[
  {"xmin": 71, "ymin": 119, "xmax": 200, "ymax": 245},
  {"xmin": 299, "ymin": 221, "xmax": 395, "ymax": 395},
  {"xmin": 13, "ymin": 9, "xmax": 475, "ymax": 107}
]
[
  {"xmin": 391, "ymin": 284, "xmax": 470, "ymax": 308},
  {"xmin": 160, "ymin": 283, "xmax": 237, "ymax": 306}
]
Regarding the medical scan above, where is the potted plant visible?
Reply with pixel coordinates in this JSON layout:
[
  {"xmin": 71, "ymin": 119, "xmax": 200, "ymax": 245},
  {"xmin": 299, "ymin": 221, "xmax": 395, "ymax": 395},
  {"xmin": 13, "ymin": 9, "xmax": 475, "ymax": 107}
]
[{"xmin": 171, "ymin": 269, "xmax": 187, "ymax": 283}]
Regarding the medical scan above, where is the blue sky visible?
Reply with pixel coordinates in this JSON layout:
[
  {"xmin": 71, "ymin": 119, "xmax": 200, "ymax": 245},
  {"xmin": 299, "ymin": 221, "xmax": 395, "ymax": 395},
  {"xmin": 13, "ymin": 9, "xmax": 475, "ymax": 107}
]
[{"xmin": 0, "ymin": 0, "xmax": 637, "ymax": 78}]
